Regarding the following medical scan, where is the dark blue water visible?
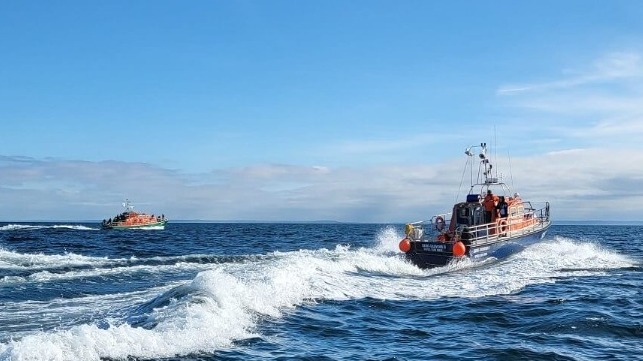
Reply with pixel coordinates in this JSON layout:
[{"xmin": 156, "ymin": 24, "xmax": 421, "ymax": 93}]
[{"xmin": 0, "ymin": 223, "xmax": 641, "ymax": 360}]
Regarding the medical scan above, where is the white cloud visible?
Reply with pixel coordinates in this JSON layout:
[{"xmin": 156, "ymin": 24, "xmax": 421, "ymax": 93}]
[
  {"xmin": 497, "ymin": 51, "xmax": 643, "ymax": 94},
  {"xmin": 489, "ymin": 49, "xmax": 643, "ymax": 221},
  {"xmin": 494, "ymin": 50, "xmax": 643, "ymax": 153},
  {"xmin": 4, "ymin": 51, "xmax": 643, "ymax": 223},
  {"xmin": 2, "ymin": 146, "xmax": 643, "ymax": 223},
  {"xmin": 571, "ymin": 117, "xmax": 643, "ymax": 138}
]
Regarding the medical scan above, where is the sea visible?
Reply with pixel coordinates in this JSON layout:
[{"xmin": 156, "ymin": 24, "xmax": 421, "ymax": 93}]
[{"xmin": 0, "ymin": 222, "xmax": 640, "ymax": 361}]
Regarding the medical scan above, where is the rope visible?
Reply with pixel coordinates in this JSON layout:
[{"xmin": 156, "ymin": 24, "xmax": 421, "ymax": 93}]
[{"xmin": 456, "ymin": 156, "xmax": 470, "ymax": 203}]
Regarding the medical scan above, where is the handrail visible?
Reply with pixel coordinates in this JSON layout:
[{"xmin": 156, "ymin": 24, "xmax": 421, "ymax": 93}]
[{"xmin": 406, "ymin": 203, "xmax": 549, "ymax": 246}]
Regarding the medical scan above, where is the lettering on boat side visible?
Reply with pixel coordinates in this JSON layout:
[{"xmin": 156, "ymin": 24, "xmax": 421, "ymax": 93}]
[
  {"xmin": 471, "ymin": 246, "xmax": 490, "ymax": 254},
  {"xmin": 422, "ymin": 243, "xmax": 447, "ymax": 252}
]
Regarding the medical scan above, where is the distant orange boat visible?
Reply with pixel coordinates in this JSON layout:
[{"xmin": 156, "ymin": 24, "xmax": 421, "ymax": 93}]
[{"xmin": 101, "ymin": 200, "xmax": 167, "ymax": 230}]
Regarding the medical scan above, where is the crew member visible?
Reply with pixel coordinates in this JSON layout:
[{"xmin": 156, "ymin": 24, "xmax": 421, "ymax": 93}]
[
  {"xmin": 483, "ymin": 190, "xmax": 498, "ymax": 223},
  {"xmin": 496, "ymin": 196, "xmax": 509, "ymax": 218}
]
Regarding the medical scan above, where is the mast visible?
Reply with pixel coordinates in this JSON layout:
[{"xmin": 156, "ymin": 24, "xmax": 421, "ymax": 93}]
[
  {"xmin": 122, "ymin": 199, "xmax": 135, "ymax": 213},
  {"xmin": 465, "ymin": 142, "xmax": 508, "ymax": 195},
  {"xmin": 480, "ymin": 143, "xmax": 498, "ymax": 185}
]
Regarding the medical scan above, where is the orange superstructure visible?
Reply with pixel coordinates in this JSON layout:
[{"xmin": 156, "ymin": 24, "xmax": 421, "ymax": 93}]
[{"xmin": 101, "ymin": 200, "xmax": 168, "ymax": 230}]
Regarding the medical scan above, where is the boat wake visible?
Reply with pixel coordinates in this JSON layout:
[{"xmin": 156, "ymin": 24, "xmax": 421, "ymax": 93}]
[
  {"xmin": 0, "ymin": 224, "xmax": 97, "ymax": 231},
  {"xmin": 0, "ymin": 229, "xmax": 637, "ymax": 361}
]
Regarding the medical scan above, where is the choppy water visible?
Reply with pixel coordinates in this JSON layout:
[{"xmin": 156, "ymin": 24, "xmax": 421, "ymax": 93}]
[{"xmin": 0, "ymin": 223, "xmax": 640, "ymax": 360}]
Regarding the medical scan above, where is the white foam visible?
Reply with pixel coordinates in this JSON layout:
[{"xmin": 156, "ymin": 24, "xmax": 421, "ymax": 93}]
[
  {"xmin": 0, "ymin": 224, "xmax": 45, "ymax": 231},
  {"xmin": 0, "ymin": 250, "xmax": 251, "ymax": 286},
  {"xmin": 0, "ymin": 231, "xmax": 636, "ymax": 361},
  {"xmin": 0, "ymin": 249, "xmax": 113, "ymax": 270},
  {"xmin": 0, "ymin": 286, "xmax": 176, "ymax": 341},
  {"xmin": 51, "ymin": 225, "xmax": 97, "ymax": 231},
  {"xmin": 23, "ymin": 263, "xmax": 196, "ymax": 283},
  {"xmin": 0, "ymin": 224, "xmax": 97, "ymax": 231}
]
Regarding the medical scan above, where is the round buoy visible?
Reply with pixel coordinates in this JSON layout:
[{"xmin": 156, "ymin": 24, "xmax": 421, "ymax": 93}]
[
  {"xmin": 399, "ymin": 238, "xmax": 411, "ymax": 252},
  {"xmin": 452, "ymin": 241, "xmax": 466, "ymax": 257}
]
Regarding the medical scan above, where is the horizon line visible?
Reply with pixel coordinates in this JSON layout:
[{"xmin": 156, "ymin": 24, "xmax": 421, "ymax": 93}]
[{"xmin": 1, "ymin": 219, "xmax": 643, "ymax": 225}]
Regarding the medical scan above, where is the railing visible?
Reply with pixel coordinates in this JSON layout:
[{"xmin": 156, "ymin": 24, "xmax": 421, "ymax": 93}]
[
  {"xmin": 405, "ymin": 202, "xmax": 550, "ymax": 247},
  {"xmin": 405, "ymin": 213, "xmax": 451, "ymax": 241}
]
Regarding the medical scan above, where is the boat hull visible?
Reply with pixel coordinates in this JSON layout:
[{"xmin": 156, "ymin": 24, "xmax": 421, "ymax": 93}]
[
  {"xmin": 101, "ymin": 220, "xmax": 168, "ymax": 230},
  {"xmin": 405, "ymin": 226, "xmax": 549, "ymax": 269}
]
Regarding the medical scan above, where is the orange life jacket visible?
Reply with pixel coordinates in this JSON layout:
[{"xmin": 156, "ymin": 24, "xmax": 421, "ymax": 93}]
[{"xmin": 483, "ymin": 194, "xmax": 498, "ymax": 211}]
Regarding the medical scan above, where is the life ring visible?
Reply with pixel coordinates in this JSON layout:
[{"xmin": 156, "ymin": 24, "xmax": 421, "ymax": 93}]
[
  {"xmin": 435, "ymin": 216, "xmax": 445, "ymax": 231},
  {"xmin": 497, "ymin": 219, "xmax": 508, "ymax": 234}
]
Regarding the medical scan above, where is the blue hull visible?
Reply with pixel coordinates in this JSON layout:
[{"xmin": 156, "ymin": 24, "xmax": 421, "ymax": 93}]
[{"xmin": 405, "ymin": 227, "xmax": 549, "ymax": 269}]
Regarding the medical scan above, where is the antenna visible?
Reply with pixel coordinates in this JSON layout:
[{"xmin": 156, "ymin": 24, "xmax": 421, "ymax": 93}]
[
  {"xmin": 508, "ymin": 152, "xmax": 515, "ymax": 190},
  {"xmin": 456, "ymin": 155, "xmax": 470, "ymax": 203},
  {"xmin": 122, "ymin": 199, "xmax": 134, "ymax": 212},
  {"xmin": 494, "ymin": 126, "xmax": 498, "ymax": 178}
]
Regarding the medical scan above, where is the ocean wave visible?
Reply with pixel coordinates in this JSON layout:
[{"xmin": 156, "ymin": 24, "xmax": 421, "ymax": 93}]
[{"xmin": 0, "ymin": 229, "xmax": 637, "ymax": 361}]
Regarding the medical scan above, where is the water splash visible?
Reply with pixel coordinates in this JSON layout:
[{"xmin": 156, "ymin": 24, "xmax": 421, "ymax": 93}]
[
  {"xmin": 0, "ymin": 231, "xmax": 636, "ymax": 361},
  {"xmin": 0, "ymin": 224, "xmax": 96, "ymax": 231}
]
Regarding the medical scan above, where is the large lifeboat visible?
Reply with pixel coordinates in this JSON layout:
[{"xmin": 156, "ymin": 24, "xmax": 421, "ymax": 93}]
[
  {"xmin": 399, "ymin": 142, "xmax": 551, "ymax": 268},
  {"xmin": 101, "ymin": 199, "xmax": 168, "ymax": 230}
]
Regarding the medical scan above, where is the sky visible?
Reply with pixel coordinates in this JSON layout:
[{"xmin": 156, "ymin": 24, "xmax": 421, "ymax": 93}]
[{"xmin": 1, "ymin": 1, "xmax": 643, "ymax": 222}]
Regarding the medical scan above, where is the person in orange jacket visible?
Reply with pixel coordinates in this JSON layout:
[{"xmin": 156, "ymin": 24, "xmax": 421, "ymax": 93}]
[{"xmin": 483, "ymin": 189, "xmax": 498, "ymax": 223}]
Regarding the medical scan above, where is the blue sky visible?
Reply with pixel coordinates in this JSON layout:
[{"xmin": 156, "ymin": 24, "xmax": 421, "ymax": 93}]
[{"xmin": 1, "ymin": 1, "xmax": 643, "ymax": 222}]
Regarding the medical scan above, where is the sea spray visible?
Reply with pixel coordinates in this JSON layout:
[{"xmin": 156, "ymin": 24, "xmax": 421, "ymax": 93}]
[{"xmin": 0, "ymin": 226, "xmax": 638, "ymax": 360}]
